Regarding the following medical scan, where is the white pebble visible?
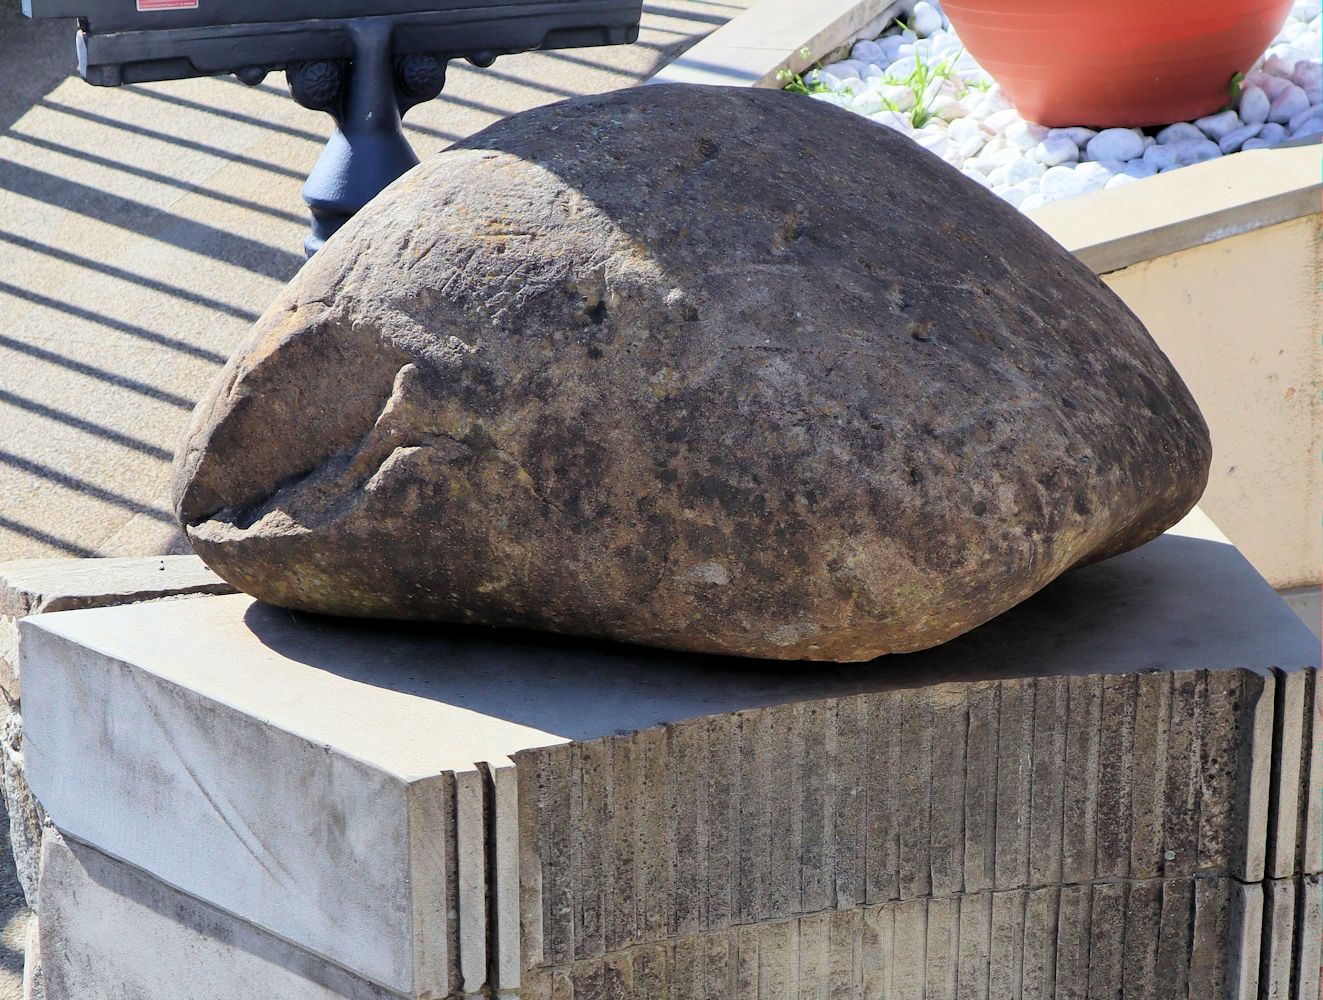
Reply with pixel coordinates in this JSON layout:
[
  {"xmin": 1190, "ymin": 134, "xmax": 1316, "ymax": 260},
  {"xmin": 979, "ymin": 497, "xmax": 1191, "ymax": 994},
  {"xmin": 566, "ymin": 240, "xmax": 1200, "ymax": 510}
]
[
  {"xmin": 1004, "ymin": 157, "xmax": 1046, "ymax": 185},
  {"xmin": 1289, "ymin": 103, "xmax": 1323, "ymax": 131},
  {"xmin": 1291, "ymin": 107, "xmax": 1323, "ymax": 134},
  {"xmin": 1293, "ymin": 60, "xmax": 1322, "ymax": 101},
  {"xmin": 1105, "ymin": 173, "xmax": 1140, "ymax": 190},
  {"xmin": 1006, "ymin": 119, "xmax": 1049, "ymax": 150},
  {"xmin": 1142, "ymin": 145, "xmax": 1180, "ymax": 170},
  {"xmin": 911, "ymin": 1, "xmax": 943, "ymax": 37},
  {"xmin": 887, "ymin": 56, "xmax": 918, "ymax": 79},
  {"xmin": 981, "ymin": 86, "xmax": 1015, "ymax": 114},
  {"xmin": 1156, "ymin": 122, "xmax": 1206, "ymax": 144},
  {"xmin": 930, "ymin": 34, "xmax": 962, "ymax": 60},
  {"xmin": 933, "ymin": 96, "xmax": 967, "ymax": 122},
  {"xmin": 1259, "ymin": 122, "xmax": 1289, "ymax": 144},
  {"xmin": 1294, "ymin": 118, "xmax": 1323, "ymax": 139},
  {"xmin": 1122, "ymin": 159, "xmax": 1158, "ymax": 179},
  {"xmin": 824, "ymin": 59, "xmax": 865, "ymax": 79},
  {"xmin": 1247, "ymin": 69, "xmax": 1289, "ymax": 92},
  {"xmin": 1035, "ymin": 136, "xmax": 1080, "ymax": 166},
  {"xmin": 1265, "ymin": 53, "xmax": 1300, "ymax": 77},
  {"xmin": 969, "ymin": 143, "xmax": 1006, "ymax": 172},
  {"xmin": 1269, "ymin": 83, "xmax": 1310, "ymax": 122},
  {"xmin": 1242, "ymin": 137, "xmax": 1272, "ymax": 150},
  {"xmin": 961, "ymin": 166, "xmax": 991, "ymax": 188},
  {"xmin": 809, "ymin": 91, "xmax": 848, "ymax": 109},
  {"xmin": 980, "ymin": 146, "xmax": 1022, "ymax": 172},
  {"xmin": 1218, "ymin": 123, "xmax": 1263, "ymax": 153},
  {"xmin": 958, "ymin": 134, "xmax": 987, "ymax": 158},
  {"xmin": 869, "ymin": 110, "xmax": 912, "ymax": 132},
  {"xmin": 1040, "ymin": 165, "xmax": 1088, "ymax": 202},
  {"xmin": 997, "ymin": 184, "xmax": 1033, "ymax": 208},
  {"xmin": 1086, "ymin": 127, "xmax": 1145, "ymax": 161},
  {"xmin": 851, "ymin": 39, "xmax": 884, "ymax": 63},
  {"xmin": 880, "ymin": 85, "xmax": 916, "ymax": 112},
  {"xmin": 947, "ymin": 116, "xmax": 985, "ymax": 143},
  {"xmin": 1076, "ymin": 160, "xmax": 1121, "ymax": 190},
  {"xmin": 986, "ymin": 157, "xmax": 1044, "ymax": 187},
  {"xmin": 915, "ymin": 133, "xmax": 950, "ymax": 156},
  {"xmin": 851, "ymin": 92, "xmax": 885, "ymax": 115},
  {"xmin": 1194, "ymin": 109, "xmax": 1242, "ymax": 140},
  {"xmin": 1048, "ymin": 126, "xmax": 1097, "ymax": 147},
  {"xmin": 1172, "ymin": 138, "xmax": 1223, "ymax": 165},
  {"xmin": 984, "ymin": 108, "xmax": 1021, "ymax": 134},
  {"xmin": 1239, "ymin": 85, "xmax": 1271, "ymax": 124},
  {"xmin": 1019, "ymin": 193, "xmax": 1046, "ymax": 212},
  {"xmin": 876, "ymin": 35, "xmax": 904, "ymax": 62},
  {"xmin": 963, "ymin": 93, "xmax": 994, "ymax": 121}
]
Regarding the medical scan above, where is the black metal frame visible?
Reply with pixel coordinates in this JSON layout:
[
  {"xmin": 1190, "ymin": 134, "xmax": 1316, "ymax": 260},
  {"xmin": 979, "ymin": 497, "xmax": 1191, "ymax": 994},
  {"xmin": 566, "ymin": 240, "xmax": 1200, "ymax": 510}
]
[{"xmin": 25, "ymin": 0, "xmax": 642, "ymax": 254}]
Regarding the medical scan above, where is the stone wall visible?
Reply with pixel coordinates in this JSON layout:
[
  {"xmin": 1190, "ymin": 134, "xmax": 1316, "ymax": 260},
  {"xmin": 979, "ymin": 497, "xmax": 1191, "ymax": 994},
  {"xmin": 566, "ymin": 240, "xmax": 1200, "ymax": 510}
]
[{"xmin": 514, "ymin": 670, "xmax": 1319, "ymax": 998}]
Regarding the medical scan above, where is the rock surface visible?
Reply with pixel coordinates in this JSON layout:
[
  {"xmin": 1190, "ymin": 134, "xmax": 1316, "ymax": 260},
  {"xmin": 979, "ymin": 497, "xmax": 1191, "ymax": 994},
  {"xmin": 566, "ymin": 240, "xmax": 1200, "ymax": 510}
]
[{"xmin": 173, "ymin": 84, "xmax": 1210, "ymax": 661}]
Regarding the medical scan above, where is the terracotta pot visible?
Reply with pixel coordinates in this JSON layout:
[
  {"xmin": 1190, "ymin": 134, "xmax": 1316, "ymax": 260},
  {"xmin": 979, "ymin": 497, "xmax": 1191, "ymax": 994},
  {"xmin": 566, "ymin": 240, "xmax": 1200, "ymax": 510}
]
[{"xmin": 941, "ymin": 0, "xmax": 1294, "ymax": 127}]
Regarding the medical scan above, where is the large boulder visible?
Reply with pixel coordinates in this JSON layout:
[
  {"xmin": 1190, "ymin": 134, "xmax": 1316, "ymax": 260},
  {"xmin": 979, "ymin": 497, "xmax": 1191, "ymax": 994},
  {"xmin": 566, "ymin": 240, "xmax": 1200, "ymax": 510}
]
[{"xmin": 173, "ymin": 84, "xmax": 1210, "ymax": 662}]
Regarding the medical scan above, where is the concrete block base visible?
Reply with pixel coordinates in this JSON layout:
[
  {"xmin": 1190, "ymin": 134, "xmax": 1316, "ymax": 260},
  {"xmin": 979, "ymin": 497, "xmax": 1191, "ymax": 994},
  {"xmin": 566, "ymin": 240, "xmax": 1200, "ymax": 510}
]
[
  {"xmin": 0, "ymin": 555, "xmax": 234, "ymax": 996},
  {"xmin": 14, "ymin": 514, "xmax": 1322, "ymax": 998}
]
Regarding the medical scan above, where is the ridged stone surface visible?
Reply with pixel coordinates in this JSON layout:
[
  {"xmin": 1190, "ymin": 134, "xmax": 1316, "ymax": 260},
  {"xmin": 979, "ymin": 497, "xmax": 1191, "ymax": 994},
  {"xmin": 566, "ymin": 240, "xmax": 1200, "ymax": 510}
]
[{"xmin": 173, "ymin": 84, "xmax": 1210, "ymax": 660}]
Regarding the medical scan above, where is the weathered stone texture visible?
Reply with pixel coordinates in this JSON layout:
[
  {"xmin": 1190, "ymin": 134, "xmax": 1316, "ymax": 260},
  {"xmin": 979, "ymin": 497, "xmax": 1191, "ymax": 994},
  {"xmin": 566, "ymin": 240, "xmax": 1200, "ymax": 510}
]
[
  {"xmin": 173, "ymin": 84, "xmax": 1210, "ymax": 661},
  {"xmin": 518, "ymin": 877, "xmax": 1251, "ymax": 1000},
  {"xmin": 514, "ymin": 668, "xmax": 1287, "ymax": 993}
]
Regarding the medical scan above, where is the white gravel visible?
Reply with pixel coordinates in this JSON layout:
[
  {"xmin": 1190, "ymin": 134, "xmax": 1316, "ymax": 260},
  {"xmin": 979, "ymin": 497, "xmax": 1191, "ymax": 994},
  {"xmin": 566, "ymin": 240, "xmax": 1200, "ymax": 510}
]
[{"xmin": 799, "ymin": 0, "xmax": 1322, "ymax": 210}]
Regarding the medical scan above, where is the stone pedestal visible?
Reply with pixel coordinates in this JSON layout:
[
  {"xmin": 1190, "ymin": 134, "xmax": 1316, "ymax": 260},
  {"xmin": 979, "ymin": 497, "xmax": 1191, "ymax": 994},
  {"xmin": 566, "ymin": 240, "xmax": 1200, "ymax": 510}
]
[
  {"xmin": 0, "ymin": 555, "xmax": 234, "ymax": 999},
  {"xmin": 15, "ymin": 512, "xmax": 1322, "ymax": 999}
]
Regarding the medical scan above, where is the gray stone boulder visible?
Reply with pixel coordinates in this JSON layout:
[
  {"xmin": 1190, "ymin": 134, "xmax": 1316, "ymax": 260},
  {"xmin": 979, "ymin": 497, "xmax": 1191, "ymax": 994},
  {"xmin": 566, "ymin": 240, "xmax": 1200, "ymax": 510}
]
[{"xmin": 173, "ymin": 84, "xmax": 1210, "ymax": 661}]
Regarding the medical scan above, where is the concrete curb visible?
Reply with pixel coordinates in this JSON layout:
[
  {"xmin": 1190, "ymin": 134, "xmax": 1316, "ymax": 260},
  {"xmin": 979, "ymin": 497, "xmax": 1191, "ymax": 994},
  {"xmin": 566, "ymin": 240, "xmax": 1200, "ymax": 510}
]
[{"xmin": 650, "ymin": 0, "xmax": 910, "ymax": 89}]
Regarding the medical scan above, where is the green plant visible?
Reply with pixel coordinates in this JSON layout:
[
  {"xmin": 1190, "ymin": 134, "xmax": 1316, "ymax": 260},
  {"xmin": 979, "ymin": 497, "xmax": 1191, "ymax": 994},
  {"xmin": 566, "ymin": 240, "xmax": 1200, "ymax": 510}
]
[
  {"xmin": 884, "ymin": 39, "xmax": 967, "ymax": 127},
  {"xmin": 1223, "ymin": 70, "xmax": 1247, "ymax": 110},
  {"xmin": 777, "ymin": 31, "xmax": 984, "ymax": 129},
  {"xmin": 776, "ymin": 46, "xmax": 835, "ymax": 96}
]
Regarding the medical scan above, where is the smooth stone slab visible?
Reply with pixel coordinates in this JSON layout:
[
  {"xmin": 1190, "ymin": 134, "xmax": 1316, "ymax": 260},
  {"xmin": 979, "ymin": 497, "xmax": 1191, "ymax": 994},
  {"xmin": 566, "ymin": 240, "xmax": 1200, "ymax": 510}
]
[
  {"xmin": 0, "ymin": 554, "xmax": 233, "ymax": 912},
  {"xmin": 19, "ymin": 510, "xmax": 1317, "ymax": 994},
  {"xmin": 0, "ymin": 554, "xmax": 232, "ymax": 702}
]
